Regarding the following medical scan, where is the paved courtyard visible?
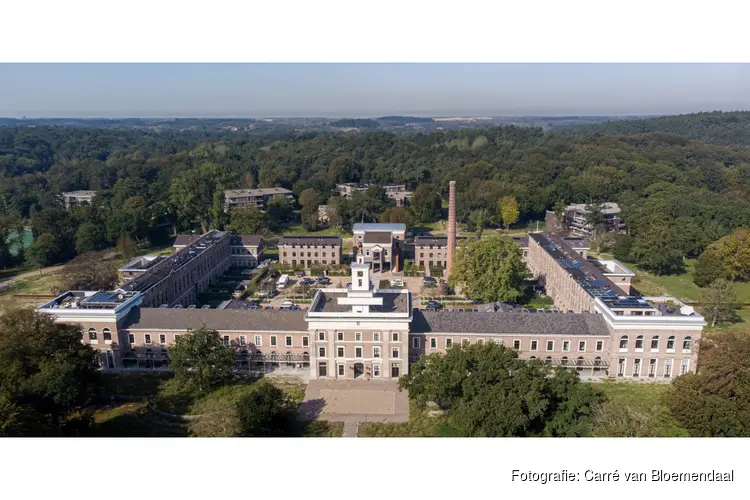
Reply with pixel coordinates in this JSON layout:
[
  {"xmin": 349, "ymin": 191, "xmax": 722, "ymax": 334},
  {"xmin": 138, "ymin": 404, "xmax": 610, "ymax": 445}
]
[{"xmin": 298, "ymin": 379, "xmax": 409, "ymax": 429}]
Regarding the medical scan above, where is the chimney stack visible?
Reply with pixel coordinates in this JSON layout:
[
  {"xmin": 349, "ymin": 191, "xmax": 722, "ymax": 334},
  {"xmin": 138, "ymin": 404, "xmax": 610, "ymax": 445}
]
[{"xmin": 446, "ymin": 181, "xmax": 457, "ymax": 278}]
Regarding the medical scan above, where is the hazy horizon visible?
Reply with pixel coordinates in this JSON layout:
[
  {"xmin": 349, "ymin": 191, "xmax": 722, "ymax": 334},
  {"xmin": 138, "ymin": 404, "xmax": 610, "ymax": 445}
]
[{"xmin": 1, "ymin": 63, "xmax": 749, "ymax": 118}]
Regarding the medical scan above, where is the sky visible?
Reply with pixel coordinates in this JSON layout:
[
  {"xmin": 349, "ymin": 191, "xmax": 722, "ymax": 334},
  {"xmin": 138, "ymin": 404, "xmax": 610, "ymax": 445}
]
[{"xmin": 0, "ymin": 63, "xmax": 748, "ymax": 118}]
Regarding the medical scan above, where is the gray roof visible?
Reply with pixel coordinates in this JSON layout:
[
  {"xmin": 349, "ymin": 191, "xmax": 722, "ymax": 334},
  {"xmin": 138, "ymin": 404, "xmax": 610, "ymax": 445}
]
[
  {"xmin": 310, "ymin": 290, "xmax": 409, "ymax": 314},
  {"xmin": 353, "ymin": 223, "xmax": 406, "ymax": 233},
  {"xmin": 363, "ymin": 231, "xmax": 393, "ymax": 244},
  {"xmin": 124, "ymin": 308, "xmax": 307, "ymax": 332},
  {"xmin": 230, "ymin": 235, "xmax": 262, "ymax": 247},
  {"xmin": 410, "ymin": 309, "xmax": 609, "ymax": 336},
  {"xmin": 278, "ymin": 235, "xmax": 342, "ymax": 246}
]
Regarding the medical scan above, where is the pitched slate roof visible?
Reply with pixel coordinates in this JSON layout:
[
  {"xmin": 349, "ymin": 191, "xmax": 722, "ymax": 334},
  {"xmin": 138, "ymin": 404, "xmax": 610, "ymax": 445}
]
[
  {"xmin": 278, "ymin": 235, "xmax": 342, "ymax": 246},
  {"xmin": 124, "ymin": 308, "xmax": 307, "ymax": 332},
  {"xmin": 363, "ymin": 231, "xmax": 393, "ymax": 245},
  {"xmin": 230, "ymin": 235, "xmax": 262, "ymax": 247},
  {"xmin": 410, "ymin": 309, "xmax": 609, "ymax": 336}
]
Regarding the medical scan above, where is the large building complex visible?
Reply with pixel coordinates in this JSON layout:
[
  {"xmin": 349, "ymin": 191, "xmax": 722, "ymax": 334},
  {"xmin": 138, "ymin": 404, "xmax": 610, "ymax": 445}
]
[
  {"xmin": 336, "ymin": 183, "xmax": 413, "ymax": 207},
  {"xmin": 546, "ymin": 202, "xmax": 625, "ymax": 237},
  {"xmin": 224, "ymin": 187, "xmax": 295, "ymax": 212},
  {"xmin": 39, "ymin": 184, "xmax": 704, "ymax": 383}
]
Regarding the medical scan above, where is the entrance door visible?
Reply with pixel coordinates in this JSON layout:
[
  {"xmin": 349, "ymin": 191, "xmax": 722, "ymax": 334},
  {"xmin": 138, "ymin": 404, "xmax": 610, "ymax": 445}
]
[
  {"xmin": 354, "ymin": 362, "xmax": 364, "ymax": 379},
  {"xmin": 391, "ymin": 363, "xmax": 400, "ymax": 378}
]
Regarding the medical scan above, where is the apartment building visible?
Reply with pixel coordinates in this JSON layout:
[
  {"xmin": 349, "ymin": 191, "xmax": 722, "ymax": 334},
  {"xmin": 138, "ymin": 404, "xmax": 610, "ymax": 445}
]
[
  {"xmin": 61, "ymin": 190, "xmax": 96, "ymax": 210},
  {"xmin": 119, "ymin": 230, "xmax": 233, "ymax": 307},
  {"xmin": 546, "ymin": 202, "xmax": 625, "ymax": 237},
  {"xmin": 353, "ymin": 223, "xmax": 406, "ymax": 272},
  {"xmin": 337, "ymin": 183, "xmax": 370, "ymax": 198},
  {"xmin": 337, "ymin": 183, "xmax": 413, "ymax": 206},
  {"xmin": 224, "ymin": 187, "xmax": 295, "ymax": 212},
  {"xmin": 278, "ymin": 236, "xmax": 342, "ymax": 269},
  {"xmin": 414, "ymin": 236, "xmax": 467, "ymax": 268}
]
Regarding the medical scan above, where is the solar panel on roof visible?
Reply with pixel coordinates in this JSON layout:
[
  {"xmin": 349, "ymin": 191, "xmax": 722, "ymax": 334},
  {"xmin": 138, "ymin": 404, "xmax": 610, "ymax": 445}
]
[{"xmin": 594, "ymin": 279, "xmax": 605, "ymax": 286}]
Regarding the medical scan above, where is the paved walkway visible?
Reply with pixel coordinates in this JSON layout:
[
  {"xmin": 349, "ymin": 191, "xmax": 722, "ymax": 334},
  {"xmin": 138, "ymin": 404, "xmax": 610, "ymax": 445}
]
[{"xmin": 299, "ymin": 379, "xmax": 409, "ymax": 437}]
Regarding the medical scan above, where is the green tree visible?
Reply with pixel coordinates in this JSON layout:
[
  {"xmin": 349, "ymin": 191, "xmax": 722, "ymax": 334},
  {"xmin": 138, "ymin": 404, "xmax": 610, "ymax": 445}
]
[
  {"xmin": 116, "ymin": 236, "xmax": 137, "ymax": 260},
  {"xmin": 498, "ymin": 195, "xmax": 520, "ymax": 230},
  {"xmin": 667, "ymin": 332, "xmax": 750, "ymax": 436},
  {"xmin": 700, "ymin": 279, "xmax": 740, "ymax": 327},
  {"xmin": 380, "ymin": 206, "xmax": 411, "ymax": 224},
  {"xmin": 694, "ymin": 248, "xmax": 728, "ymax": 287},
  {"xmin": 612, "ymin": 233, "xmax": 634, "ymax": 262},
  {"xmin": 75, "ymin": 221, "xmax": 110, "ymax": 254},
  {"xmin": 59, "ymin": 252, "xmax": 119, "ymax": 291},
  {"xmin": 265, "ymin": 197, "xmax": 293, "ymax": 231},
  {"xmin": 630, "ymin": 225, "xmax": 685, "ymax": 275},
  {"xmin": 298, "ymin": 188, "xmax": 321, "ymax": 209},
  {"xmin": 400, "ymin": 342, "xmax": 604, "ymax": 437},
  {"xmin": 236, "ymin": 381, "xmax": 293, "ymax": 437},
  {"xmin": 300, "ymin": 204, "xmax": 321, "ymax": 231},
  {"xmin": 230, "ymin": 206, "xmax": 266, "ymax": 234},
  {"xmin": 410, "ymin": 185, "xmax": 441, "ymax": 223},
  {"xmin": 710, "ymin": 229, "xmax": 750, "ymax": 282},
  {"xmin": 26, "ymin": 233, "xmax": 60, "ymax": 274},
  {"xmin": 448, "ymin": 235, "xmax": 530, "ymax": 302},
  {"xmin": 469, "ymin": 209, "xmax": 489, "ymax": 238},
  {"xmin": 0, "ymin": 308, "xmax": 100, "ymax": 436},
  {"xmin": 169, "ymin": 162, "xmax": 235, "ymax": 233},
  {"xmin": 325, "ymin": 196, "xmax": 345, "ymax": 230},
  {"xmin": 347, "ymin": 187, "xmax": 389, "ymax": 225},
  {"xmin": 168, "ymin": 327, "xmax": 236, "ymax": 394}
]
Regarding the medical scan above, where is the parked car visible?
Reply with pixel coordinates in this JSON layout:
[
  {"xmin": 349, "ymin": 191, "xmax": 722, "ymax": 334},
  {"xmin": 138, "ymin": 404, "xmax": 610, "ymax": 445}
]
[
  {"xmin": 300, "ymin": 277, "xmax": 315, "ymax": 286},
  {"xmin": 426, "ymin": 300, "xmax": 442, "ymax": 311},
  {"xmin": 423, "ymin": 277, "xmax": 437, "ymax": 286},
  {"xmin": 295, "ymin": 270, "xmax": 305, "ymax": 277},
  {"xmin": 390, "ymin": 279, "xmax": 405, "ymax": 287}
]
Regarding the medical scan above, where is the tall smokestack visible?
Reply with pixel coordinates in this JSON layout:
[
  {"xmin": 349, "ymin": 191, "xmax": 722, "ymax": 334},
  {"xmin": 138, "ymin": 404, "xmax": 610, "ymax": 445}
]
[{"xmin": 446, "ymin": 181, "xmax": 457, "ymax": 278}]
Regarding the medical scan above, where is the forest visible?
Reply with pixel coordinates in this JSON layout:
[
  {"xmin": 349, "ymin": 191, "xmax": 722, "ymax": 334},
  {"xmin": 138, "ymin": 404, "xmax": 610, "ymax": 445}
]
[{"xmin": 1, "ymin": 111, "xmax": 749, "ymax": 279}]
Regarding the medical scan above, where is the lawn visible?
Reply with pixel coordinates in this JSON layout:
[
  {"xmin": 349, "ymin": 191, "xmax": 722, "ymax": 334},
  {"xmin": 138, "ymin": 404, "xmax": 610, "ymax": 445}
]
[
  {"xmin": 592, "ymin": 381, "xmax": 688, "ymax": 437},
  {"xmin": 358, "ymin": 403, "xmax": 456, "ymax": 437},
  {"xmin": 92, "ymin": 373, "xmax": 341, "ymax": 437},
  {"xmin": 0, "ymin": 271, "xmax": 63, "ymax": 308}
]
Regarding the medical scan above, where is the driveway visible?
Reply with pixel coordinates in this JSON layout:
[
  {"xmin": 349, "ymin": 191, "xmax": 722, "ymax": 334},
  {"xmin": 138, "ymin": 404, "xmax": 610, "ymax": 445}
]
[{"xmin": 298, "ymin": 379, "xmax": 409, "ymax": 427}]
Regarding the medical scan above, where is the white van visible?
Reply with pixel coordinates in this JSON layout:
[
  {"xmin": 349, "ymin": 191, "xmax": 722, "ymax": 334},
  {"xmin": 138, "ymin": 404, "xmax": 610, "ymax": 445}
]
[{"xmin": 277, "ymin": 274, "xmax": 289, "ymax": 289}]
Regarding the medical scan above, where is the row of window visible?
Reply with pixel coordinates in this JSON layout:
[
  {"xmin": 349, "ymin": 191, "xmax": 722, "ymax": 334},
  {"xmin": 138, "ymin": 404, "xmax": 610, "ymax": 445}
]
[
  {"xmin": 316, "ymin": 331, "xmax": 402, "ymax": 342},
  {"xmin": 418, "ymin": 337, "xmax": 605, "ymax": 352},
  {"xmin": 283, "ymin": 251, "xmax": 337, "ymax": 257},
  {"xmin": 619, "ymin": 335, "xmax": 692, "ymax": 353},
  {"xmin": 319, "ymin": 362, "xmax": 400, "ymax": 378},
  {"xmin": 290, "ymin": 260, "xmax": 334, "ymax": 265},
  {"xmin": 616, "ymin": 358, "xmax": 690, "ymax": 378},
  {"xmin": 327, "ymin": 345, "xmax": 398, "ymax": 359},
  {"xmin": 88, "ymin": 328, "xmax": 112, "ymax": 343},
  {"xmin": 129, "ymin": 333, "xmax": 311, "ymax": 348}
]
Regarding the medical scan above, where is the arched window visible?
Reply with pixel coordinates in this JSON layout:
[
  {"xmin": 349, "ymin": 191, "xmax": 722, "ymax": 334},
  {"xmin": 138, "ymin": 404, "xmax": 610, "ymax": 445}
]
[
  {"xmin": 529, "ymin": 356, "xmax": 536, "ymax": 360},
  {"xmin": 270, "ymin": 351, "xmax": 278, "ymax": 361},
  {"xmin": 635, "ymin": 335, "xmax": 644, "ymax": 350},
  {"xmin": 594, "ymin": 356, "xmax": 602, "ymax": 368},
  {"xmin": 303, "ymin": 352, "xmax": 310, "ymax": 361},
  {"xmin": 619, "ymin": 335, "xmax": 628, "ymax": 350},
  {"xmin": 102, "ymin": 328, "xmax": 112, "ymax": 343},
  {"xmin": 576, "ymin": 357, "xmax": 584, "ymax": 366},
  {"xmin": 651, "ymin": 335, "xmax": 660, "ymax": 350},
  {"xmin": 683, "ymin": 336, "xmax": 693, "ymax": 352},
  {"xmin": 88, "ymin": 328, "xmax": 97, "ymax": 341},
  {"xmin": 667, "ymin": 336, "xmax": 676, "ymax": 350},
  {"xmin": 545, "ymin": 357, "xmax": 552, "ymax": 364},
  {"xmin": 561, "ymin": 356, "xmax": 569, "ymax": 366}
]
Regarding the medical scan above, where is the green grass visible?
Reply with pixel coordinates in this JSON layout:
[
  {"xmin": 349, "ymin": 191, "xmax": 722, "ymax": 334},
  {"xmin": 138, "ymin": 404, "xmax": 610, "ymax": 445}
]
[
  {"xmin": 593, "ymin": 381, "xmax": 688, "ymax": 437},
  {"xmin": 358, "ymin": 403, "xmax": 455, "ymax": 437},
  {"xmin": 282, "ymin": 224, "xmax": 350, "ymax": 237},
  {"xmin": 0, "ymin": 271, "xmax": 62, "ymax": 308}
]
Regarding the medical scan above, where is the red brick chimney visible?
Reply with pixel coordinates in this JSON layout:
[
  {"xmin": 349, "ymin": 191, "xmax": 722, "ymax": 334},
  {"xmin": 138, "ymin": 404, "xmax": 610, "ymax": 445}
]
[{"xmin": 446, "ymin": 181, "xmax": 457, "ymax": 278}]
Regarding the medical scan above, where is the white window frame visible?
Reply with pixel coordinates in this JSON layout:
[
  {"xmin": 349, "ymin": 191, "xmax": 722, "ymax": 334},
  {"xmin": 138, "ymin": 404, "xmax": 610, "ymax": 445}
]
[
  {"xmin": 578, "ymin": 341, "xmax": 586, "ymax": 352},
  {"xmin": 513, "ymin": 339, "xmax": 521, "ymax": 350},
  {"xmin": 682, "ymin": 336, "xmax": 692, "ymax": 353},
  {"xmin": 412, "ymin": 337, "xmax": 421, "ymax": 349},
  {"xmin": 373, "ymin": 346, "xmax": 381, "ymax": 358},
  {"xmin": 270, "ymin": 335, "xmax": 277, "ymax": 347},
  {"xmin": 254, "ymin": 335, "xmax": 262, "ymax": 347},
  {"xmin": 336, "ymin": 346, "xmax": 345, "ymax": 358},
  {"xmin": 88, "ymin": 328, "xmax": 98, "ymax": 344},
  {"xmin": 355, "ymin": 332, "xmax": 362, "ymax": 342},
  {"xmin": 648, "ymin": 358, "xmax": 657, "ymax": 377},
  {"xmin": 562, "ymin": 341, "xmax": 571, "ymax": 352},
  {"xmin": 530, "ymin": 340, "xmax": 538, "ymax": 351},
  {"xmin": 373, "ymin": 364, "xmax": 381, "ymax": 377},
  {"xmin": 619, "ymin": 336, "xmax": 629, "ymax": 352},
  {"xmin": 160, "ymin": 334, "xmax": 167, "ymax": 345},
  {"xmin": 103, "ymin": 328, "xmax": 112, "ymax": 345},
  {"xmin": 392, "ymin": 347, "xmax": 400, "ymax": 359},
  {"xmin": 223, "ymin": 335, "xmax": 230, "ymax": 346},
  {"xmin": 477, "ymin": 338, "xmax": 484, "ymax": 345},
  {"xmin": 338, "ymin": 364, "xmax": 345, "ymax": 377},
  {"xmin": 664, "ymin": 358, "xmax": 674, "ymax": 378},
  {"xmin": 285, "ymin": 336, "xmax": 293, "ymax": 347},
  {"xmin": 239, "ymin": 335, "xmax": 247, "ymax": 346},
  {"xmin": 666, "ymin": 336, "xmax": 675, "ymax": 353},
  {"xmin": 144, "ymin": 334, "xmax": 152, "ymax": 345},
  {"xmin": 391, "ymin": 332, "xmax": 399, "ymax": 342},
  {"xmin": 318, "ymin": 331, "xmax": 325, "ymax": 341},
  {"xmin": 128, "ymin": 333, "xmax": 135, "ymax": 345},
  {"xmin": 650, "ymin": 336, "xmax": 660, "ymax": 352},
  {"xmin": 632, "ymin": 358, "xmax": 641, "ymax": 378},
  {"xmin": 493, "ymin": 338, "xmax": 503, "ymax": 345},
  {"xmin": 337, "ymin": 331, "xmax": 344, "ymax": 341},
  {"xmin": 595, "ymin": 340, "xmax": 603, "ymax": 352},
  {"xmin": 318, "ymin": 346, "xmax": 326, "ymax": 358},
  {"xmin": 430, "ymin": 338, "xmax": 437, "ymax": 349},
  {"xmin": 355, "ymin": 346, "xmax": 363, "ymax": 358},
  {"xmin": 680, "ymin": 359, "xmax": 690, "ymax": 375},
  {"xmin": 445, "ymin": 338, "xmax": 453, "ymax": 348},
  {"xmin": 373, "ymin": 332, "xmax": 381, "ymax": 342},
  {"xmin": 635, "ymin": 336, "xmax": 644, "ymax": 353},
  {"xmin": 546, "ymin": 340, "xmax": 554, "ymax": 352},
  {"xmin": 461, "ymin": 338, "xmax": 470, "ymax": 346}
]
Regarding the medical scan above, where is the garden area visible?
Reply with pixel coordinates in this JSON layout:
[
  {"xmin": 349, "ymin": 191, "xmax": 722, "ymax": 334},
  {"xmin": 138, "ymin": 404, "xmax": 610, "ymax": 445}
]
[{"xmin": 90, "ymin": 372, "xmax": 343, "ymax": 437}]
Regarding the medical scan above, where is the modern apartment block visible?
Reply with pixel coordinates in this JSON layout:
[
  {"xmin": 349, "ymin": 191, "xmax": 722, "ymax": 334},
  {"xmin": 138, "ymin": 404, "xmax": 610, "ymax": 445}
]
[
  {"xmin": 353, "ymin": 223, "xmax": 406, "ymax": 272},
  {"xmin": 119, "ymin": 230, "xmax": 233, "ymax": 307},
  {"xmin": 336, "ymin": 183, "xmax": 413, "ymax": 206},
  {"xmin": 546, "ymin": 202, "xmax": 625, "ymax": 237},
  {"xmin": 224, "ymin": 187, "xmax": 295, "ymax": 212},
  {"xmin": 337, "ymin": 183, "xmax": 370, "ymax": 198},
  {"xmin": 278, "ymin": 236, "xmax": 342, "ymax": 269},
  {"xmin": 61, "ymin": 190, "xmax": 97, "ymax": 210}
]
